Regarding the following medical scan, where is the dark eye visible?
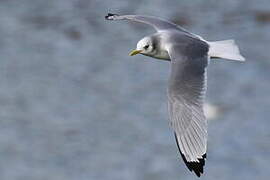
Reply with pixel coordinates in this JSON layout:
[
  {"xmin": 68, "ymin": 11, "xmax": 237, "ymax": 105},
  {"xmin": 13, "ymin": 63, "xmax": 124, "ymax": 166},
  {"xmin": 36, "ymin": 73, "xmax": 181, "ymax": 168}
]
[{"xmin": 144, "ymin": 45, "xmax": 149, "ymax": 49}]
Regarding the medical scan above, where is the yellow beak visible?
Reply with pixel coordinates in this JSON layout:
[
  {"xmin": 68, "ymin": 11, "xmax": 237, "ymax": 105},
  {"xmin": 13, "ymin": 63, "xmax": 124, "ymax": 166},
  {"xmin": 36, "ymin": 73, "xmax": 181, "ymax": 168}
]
[{"xmin": 129, "ymin": 49, "xmax": 142, "ymax": 56}]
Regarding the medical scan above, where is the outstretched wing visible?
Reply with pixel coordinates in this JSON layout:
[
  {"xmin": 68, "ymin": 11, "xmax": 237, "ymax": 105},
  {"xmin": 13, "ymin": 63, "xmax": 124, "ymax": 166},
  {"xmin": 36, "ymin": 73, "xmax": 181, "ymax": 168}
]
[
  {"xmin": 167, "ymin": 39, "xmax": 209, "ymax": 177},
  {"xmin": 105, "ymin": 13, "xmax": 188, "ymax": 32}
]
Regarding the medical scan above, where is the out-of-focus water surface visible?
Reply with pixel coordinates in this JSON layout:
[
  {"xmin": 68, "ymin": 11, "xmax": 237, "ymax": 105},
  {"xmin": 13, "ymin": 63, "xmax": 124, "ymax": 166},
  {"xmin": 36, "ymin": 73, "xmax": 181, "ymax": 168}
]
[{"xmin": 0, "ymin": 0, "xmax": 269, "ymax": 179}]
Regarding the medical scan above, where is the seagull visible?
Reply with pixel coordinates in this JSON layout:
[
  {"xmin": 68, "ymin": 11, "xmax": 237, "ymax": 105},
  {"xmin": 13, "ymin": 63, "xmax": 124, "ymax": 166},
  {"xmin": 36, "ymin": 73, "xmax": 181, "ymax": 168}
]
[{"xmin": 105, "ymin": 13, "xmax": 245, "ymax": 177}]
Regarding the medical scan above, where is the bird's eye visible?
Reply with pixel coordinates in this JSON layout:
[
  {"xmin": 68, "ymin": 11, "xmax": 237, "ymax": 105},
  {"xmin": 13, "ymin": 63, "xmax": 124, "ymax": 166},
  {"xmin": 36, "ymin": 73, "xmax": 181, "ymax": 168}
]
[{"xmin": 144, "ymin": 45, "xmax": 149, "ymax": 49}]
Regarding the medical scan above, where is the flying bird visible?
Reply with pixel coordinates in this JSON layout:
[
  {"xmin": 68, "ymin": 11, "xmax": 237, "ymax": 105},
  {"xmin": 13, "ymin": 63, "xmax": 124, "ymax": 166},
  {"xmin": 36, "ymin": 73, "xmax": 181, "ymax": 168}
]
[{"xmin": 105, "ymin": 13, "xmax": 245, "ymax": 177}]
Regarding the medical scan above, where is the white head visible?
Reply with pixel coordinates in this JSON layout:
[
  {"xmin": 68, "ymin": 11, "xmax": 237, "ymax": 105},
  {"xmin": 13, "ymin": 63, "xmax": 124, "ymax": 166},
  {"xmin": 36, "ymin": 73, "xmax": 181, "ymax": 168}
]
[
  {"xmin": 129, "ymin": 36, "xmax": 155, "ymax": 56},
  {"xmin": 129, "ymin": 35, "xmax": 170, "ymax": 60}
]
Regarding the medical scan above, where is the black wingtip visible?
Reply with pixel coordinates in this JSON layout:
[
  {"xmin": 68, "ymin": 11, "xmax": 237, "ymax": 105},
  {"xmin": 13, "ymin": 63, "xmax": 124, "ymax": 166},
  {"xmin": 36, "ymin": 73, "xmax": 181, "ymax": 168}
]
[
  {"xmin": 105, "ymin": 13, "xmax": 118, "ymax": 20},
  {"xmin": 174, "ymin": 133, "xmax": 206, "ymax": 177}
]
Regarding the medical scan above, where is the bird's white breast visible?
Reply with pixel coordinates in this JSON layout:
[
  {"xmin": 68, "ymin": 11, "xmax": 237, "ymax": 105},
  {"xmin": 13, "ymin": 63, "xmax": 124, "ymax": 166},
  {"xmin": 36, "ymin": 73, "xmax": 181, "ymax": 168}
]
[{"xmin": 153, "ymin": 49, "xmax": 170, "ymax": 60}]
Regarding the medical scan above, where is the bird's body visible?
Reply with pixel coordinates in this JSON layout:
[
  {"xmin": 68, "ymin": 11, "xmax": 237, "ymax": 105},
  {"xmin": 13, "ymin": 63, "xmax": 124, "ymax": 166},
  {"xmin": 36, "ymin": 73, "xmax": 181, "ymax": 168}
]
[
  {"xmin": 105, "ymin": 13, "xmax": 245, "ymax": 177},
  {"xmin": 141, "ymin": 30, "xmax": 208, "ymax": 60}
]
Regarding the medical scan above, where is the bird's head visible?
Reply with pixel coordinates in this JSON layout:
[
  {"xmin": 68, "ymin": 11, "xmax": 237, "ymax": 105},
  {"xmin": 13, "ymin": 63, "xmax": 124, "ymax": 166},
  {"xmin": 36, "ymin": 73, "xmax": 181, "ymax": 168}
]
[
  {"xmin": 129, "ymin": 35, "xmax": 170, "ymax": 60},
  {"xmin": 129, "ymin": 36, "xmax": 155, "ymax": 57}
]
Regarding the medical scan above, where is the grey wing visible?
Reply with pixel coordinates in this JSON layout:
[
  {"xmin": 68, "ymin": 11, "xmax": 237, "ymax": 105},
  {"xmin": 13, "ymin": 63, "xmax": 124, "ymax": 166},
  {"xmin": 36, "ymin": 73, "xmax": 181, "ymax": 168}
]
[
  {"xmin": 167, "ymin": 40, "xmax": 209, "ymax": 177},
  {"xmin": 105, "ymin": 13, "xmax": 187, "ymax": 32}
]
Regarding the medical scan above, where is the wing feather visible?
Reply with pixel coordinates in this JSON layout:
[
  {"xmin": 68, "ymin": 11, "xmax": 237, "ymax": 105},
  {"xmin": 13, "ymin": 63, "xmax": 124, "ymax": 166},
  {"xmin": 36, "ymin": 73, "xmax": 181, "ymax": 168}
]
[
  {"xmin": 167, "ymin": 40, "xmax": 209, "ymax": 177},
  {"xmin": 105, "ymin": 13, "xmax": 189, "ymax": 32}
]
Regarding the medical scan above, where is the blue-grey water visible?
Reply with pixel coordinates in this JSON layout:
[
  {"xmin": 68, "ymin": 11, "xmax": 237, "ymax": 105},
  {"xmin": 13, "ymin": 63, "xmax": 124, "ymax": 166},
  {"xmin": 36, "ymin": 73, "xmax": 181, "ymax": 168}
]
[{"xmin": 0, "ymin": 0, "xmax": 269, "ymax": 180}]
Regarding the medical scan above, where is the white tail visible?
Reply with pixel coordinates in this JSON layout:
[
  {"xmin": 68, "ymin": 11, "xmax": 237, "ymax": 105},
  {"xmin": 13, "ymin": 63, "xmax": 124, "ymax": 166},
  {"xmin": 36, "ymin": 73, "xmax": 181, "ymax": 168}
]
[{"xmin": 207, "ymin": 40, "xmax": 245, "ymax": 61}]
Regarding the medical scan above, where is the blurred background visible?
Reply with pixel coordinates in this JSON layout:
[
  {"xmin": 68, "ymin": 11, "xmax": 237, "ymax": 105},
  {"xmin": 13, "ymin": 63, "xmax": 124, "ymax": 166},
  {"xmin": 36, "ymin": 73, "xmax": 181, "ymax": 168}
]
[{"xmin": 0, "ymin": 0, "xmax": 269, "ymax": 179}]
